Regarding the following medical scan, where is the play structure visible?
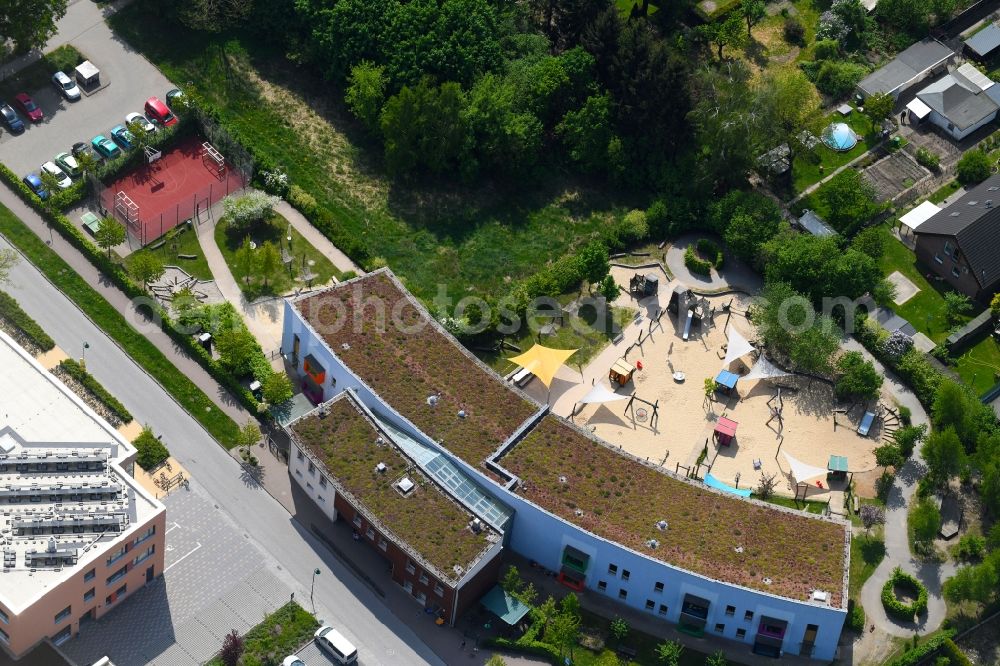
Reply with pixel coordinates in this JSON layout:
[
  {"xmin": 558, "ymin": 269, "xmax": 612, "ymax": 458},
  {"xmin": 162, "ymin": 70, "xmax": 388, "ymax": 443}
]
[
  {"xmin": 668, "ymin": 286, "xmax": 712, "ymax": 341},
  {"xmin": 609, "ymin": 358, "xmax": 636, "ymax": 387},
  {"xmin": 713, "ymin": 416, "xmax": 738, "ymax": 446},
  {"xmin": 766, "ymin": 387, "xmax": 785, "ymax": 431},
  {"xmin": 629, "ymin": 273, "xmax": 659, "ymax": 298},
  {"xmin": 714, "ymin": 370, "xmax": 739, "ymax": 396},
  {"xmin": 623, "ymin": 392, "xmax": 660, "ymax": 429}
]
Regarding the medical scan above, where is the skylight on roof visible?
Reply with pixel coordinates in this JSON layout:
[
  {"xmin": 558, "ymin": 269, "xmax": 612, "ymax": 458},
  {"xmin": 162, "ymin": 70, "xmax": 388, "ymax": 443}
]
[{"xmin": 396, "ymin": 476, "xmax": 415, "ymax": 495}]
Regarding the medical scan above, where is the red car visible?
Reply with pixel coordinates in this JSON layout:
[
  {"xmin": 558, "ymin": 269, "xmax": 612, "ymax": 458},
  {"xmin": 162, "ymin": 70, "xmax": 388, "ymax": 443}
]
[
  {"xmin": 144, "ymin": 96, "xmax": 177, "ymax": 127},
  {"xmin": 13, "ymin": 93, "xmax": 42, "ymax": 123}
]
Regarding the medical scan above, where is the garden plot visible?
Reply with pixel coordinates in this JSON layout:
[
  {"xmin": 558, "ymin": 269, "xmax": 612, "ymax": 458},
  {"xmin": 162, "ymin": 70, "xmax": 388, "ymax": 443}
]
[{"xmin": 861, "ymin": 152, "xmax": 929, "ymax": 202}]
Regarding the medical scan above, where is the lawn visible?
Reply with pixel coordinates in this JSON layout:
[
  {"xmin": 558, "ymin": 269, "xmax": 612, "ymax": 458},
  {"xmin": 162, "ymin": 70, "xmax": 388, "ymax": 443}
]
[
  {"xmin": 792, "ymin": 110, "xmax": 881, "ymax": 195},
  {"xmin": 215, "ymin": 212, "xmax": 338, "ymax": 300},
  {"xmin": 125, "ymin": 221, "xmax": 211, "ymax": 281},
  {"xmin": 205, "ymin": 602, "xmax": 317, "ymax": 666},
  {"xmin": 574, "ymin": 609, "xmax": 711, "ymax": 666},
  {"xmin": 761, "ymin": 495, "xmax": 828, "ymax": 515},
  {"xmin": 0, "ymin": 45, "xmax": 84, "ymax": 102},
  {"xmin": 849, "ymin": 530, "xmax": 886, "ymax": 599},
  {"xmin": 927, "ymin": 180, "xmax": 961, "ymax": 204},
  {"xmin": 109, "ymin": 4, "xmax": 636, "ymax": 305},
  {"xmin": 954, "ymin": 334, "xmax": 1000, "ymax": 396}
]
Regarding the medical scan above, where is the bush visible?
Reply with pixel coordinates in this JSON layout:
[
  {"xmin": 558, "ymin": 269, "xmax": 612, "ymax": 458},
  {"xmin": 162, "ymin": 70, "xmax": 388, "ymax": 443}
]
[
  {"xmin": 939, "ymin": 639, "xmax": 974, "ymax": 666},
  {"xmin": 287, "ymin": 184, "xmax": 316, "ymax": 216},
  {"xmin": 916, "ymin": 147, "xmax": 941, "ymax": 171},
  {"xmin": 684, "ymin": 246, "xmax": 712, "ymax": 275},
  {"xmin": 784, "ymin": 16, "xmax": 806, "ymax": 44},
  {"xmin": 893, "ymin": 424, "xmax": 927, "ymax": 457},
  {"xmin": 132, "ymin": 425, "xmax": 170, "ymax": 471},
  {"xmin": 886, "ymin": 631, "xmax": 957, "ymax": 666},
  {"xmin": 0, "ymin": 290, "xmax": 55, "ymax": 351},
  {"xmin": 221, "ymin": 191, "xmax": 281, "ymax": 229},
  {"xmin": 846, "ymin": 599, "xmax": 866, "ymax": 632},
  {"xmin": 814, "ymin": 39, "xmax": 841, "ymax": 60},
  {"xmin": 485, "ymin": 637, "xmax": 560, "ymax": 663},
  {"xmin": 695, "ymin": 238, "xmax": 724, "ymax": 268},
  {"xmin": 956, "ymin": 149, "xmax": 992, "ymax": 186},
  {"xmin": 952, "ymin": 534, "xmax": 986, "ymax": 562},
  {"xmin": 58, "ymin": 358, "xmax": 133, "ymax": 424},
  {"xmin": 815, "ymin": 60, "xmax": 869, "ymax": 98},
  {"xmin": 881, "ymin": 566, "xmax": 928, "ymax": 620}
]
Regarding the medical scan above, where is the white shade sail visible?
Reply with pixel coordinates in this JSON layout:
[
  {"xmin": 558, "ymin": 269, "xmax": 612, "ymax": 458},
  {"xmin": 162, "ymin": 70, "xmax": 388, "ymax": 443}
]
[
  {"xmin": 743, "ymin": 355, "xmax": 793, "ymax": 382},
  {"xmin": 723, "ymin": 327, "xmax": 755, "ymax": 368},
  {"xmin": 579, "ymin": 382, "xmax": 629, "ymax": 404},
  {"xmin": 783, "ymin": 452, "xmax": 829, "ymax": 484}
]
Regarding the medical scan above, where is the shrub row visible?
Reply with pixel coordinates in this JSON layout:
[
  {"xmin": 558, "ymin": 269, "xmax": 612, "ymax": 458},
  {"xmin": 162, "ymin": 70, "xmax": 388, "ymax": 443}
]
[
  {"xmin": 881, "ymin": 566, "xmax": 929, "ymax": 620},
  {"xmin": 886, "ymin": 630, "xmax": 956, "ymax": 666},
  {"xmin": 684, "ymin": 246, "xmax": 712, "ymax": 276},
  {"xmin": 939, "ymin": 638, "xmax": 974, "ymax": 666},
  {"xmin": 0, "ymin": 166, "xmax": 246, "ymax": 446},
  {"xmin": 0, "ymin": 290, "xmax": 55, "ymax": 351},
  {"xmin": 132, "ymin": 426, "xmax": 170, "ymax": 471},
  {"xmin": 855, "ymin": 314, "xmax": 942, "ymax": 408},
  {"xmin": 846, "ymin": 599, "xmax": 865, "ymax": 632},
  {"xmin": 58, "ymin": 358, "xmax": 133, "ymax": 424},
  {"xmin": 484, "ymin": 637, "xmax": 560, "ymax": 665},
  {"xmin": 696, "ymin": 238, "xmax": 724, "ymax": 269}
]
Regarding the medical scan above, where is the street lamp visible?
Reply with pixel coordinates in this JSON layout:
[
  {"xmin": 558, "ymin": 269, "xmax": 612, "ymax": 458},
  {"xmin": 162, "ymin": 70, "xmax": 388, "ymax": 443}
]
[
  {"xmin": 310, "ymin": 567, "xmax": 321, "ymax": 614},
  {"xmin": 81, "ymin": 341, "xmax": 90, "ymax": 369}
]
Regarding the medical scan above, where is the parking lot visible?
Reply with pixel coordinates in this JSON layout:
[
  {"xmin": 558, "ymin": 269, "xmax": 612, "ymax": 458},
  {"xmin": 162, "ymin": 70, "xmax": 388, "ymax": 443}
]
[
  {"xmin": 296, "ymin": 640, "xmax": 353, "ymax": 666},
  {"xmin": 0, "ymin": 7, "xmax": 175, "ymax": 178}
]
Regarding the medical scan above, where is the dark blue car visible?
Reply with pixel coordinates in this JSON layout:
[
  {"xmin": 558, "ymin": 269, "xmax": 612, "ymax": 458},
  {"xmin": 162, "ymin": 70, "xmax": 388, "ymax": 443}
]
[
  {"xmin": 110, "ymin": 124, "xmax": 135, "ymax": 151},
  {"xmin": 1, "ymin": 104, "xmax": 24, "ymax": 134},
  {"xmin": 22, "ymin": 173, "xmax": 48, "ymax": 200}
]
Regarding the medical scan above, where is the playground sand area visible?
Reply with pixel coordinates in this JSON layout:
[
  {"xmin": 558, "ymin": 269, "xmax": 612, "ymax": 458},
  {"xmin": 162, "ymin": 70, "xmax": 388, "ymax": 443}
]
[{"xmin": 552, "ymin": 294, "xmax": 884, "ymax": 501}]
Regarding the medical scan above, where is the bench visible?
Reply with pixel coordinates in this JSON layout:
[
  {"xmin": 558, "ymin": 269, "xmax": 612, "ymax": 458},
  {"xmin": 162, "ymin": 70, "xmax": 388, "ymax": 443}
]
[
  {"xmin": 512, "ymin": 367, "xmax": 532, "ymax": 387},
  {"xmin": 852, "ymin": 496, "xmax": 860, "ymax": 514},
  {"xmin": 177, "ymin": 253, "xmax": 198, "ymax": 260},
  {"xmin": 148, "ymin": 240, "xmax": 166, "ymax": 250}
]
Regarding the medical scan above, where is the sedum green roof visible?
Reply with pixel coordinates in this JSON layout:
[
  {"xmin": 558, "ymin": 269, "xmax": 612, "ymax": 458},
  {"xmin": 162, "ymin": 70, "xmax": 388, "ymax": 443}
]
[
  {"xmin": 500, "ymin": 415, "xmax": 849, "ymax": 607},
  {"xmin": 290, "ymin": 393, "xmax": 497, "ymax": 583}
]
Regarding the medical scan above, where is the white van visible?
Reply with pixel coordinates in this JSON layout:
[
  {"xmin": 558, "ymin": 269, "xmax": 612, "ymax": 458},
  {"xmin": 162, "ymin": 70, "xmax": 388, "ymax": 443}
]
[{"xmin": 314, "ymin": 625, "xmax": 358, "ymax": 664}]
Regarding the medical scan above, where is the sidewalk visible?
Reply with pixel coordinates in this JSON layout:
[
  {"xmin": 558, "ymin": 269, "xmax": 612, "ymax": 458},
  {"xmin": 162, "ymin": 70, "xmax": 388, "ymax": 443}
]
[
  {"xmin": 274, "ymin": 200, "xmax": 361, "ymax": 275},
  {"xmin": 0, "ymin": 182, "xmax": 251, "ymax": 427}
]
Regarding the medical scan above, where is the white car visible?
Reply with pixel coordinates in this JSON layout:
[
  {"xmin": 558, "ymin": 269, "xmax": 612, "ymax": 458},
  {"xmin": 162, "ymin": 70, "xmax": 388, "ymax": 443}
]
[
  {"xmin": 125, "ymin": 112, "xmax": 156, "ymax": 134},
  {"xmin": 281, "ymin": 657, "xmax": 306, "ymax": 666},
  {"xmin": 51, "ymin": 71, "xmax": 81, "ymax": 102},
  {"xmin": 40, "ymin": 161, "xmax": 72, "ymax": 189},
  {"xmin": 314, "ymin": 626, "xmax": 357, "ymax": 664}
]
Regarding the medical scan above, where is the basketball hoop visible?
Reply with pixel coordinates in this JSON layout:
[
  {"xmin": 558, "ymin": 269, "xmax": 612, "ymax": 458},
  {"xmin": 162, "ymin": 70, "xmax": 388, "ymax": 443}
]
[{"xmin": 144, "ymin": 146, "xmax": 162, "ymax": 165}]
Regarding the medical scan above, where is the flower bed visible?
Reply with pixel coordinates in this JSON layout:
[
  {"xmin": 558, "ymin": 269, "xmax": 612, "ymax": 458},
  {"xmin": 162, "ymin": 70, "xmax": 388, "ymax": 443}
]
[
  {"xmin": 57, "ymin": 358, "xmax": 132, "ymax": 425},
  {"xmin": 881, "ymin": 566, "xmax": 928, "ymax": 621},
  {"xmin": 0, "ymin": 291, "xmax": 55, "ymax": 352}
]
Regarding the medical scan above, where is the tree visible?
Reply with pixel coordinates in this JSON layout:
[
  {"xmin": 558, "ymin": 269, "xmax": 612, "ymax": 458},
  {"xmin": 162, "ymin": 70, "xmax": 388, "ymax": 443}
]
[
  {"xmin": 219, "ymin": 629, "xmax": 244, "ymax": 666},
  {"xmin": 609, "ymin": 617, "xmax": 629, "ymax": 641},
  {"xmin": 215, "ymin": 325, "xmax": 258, "ymax": 376},
  {"xmin": 95, "ymin": 218, "xmax": 126, "ymax": 258},
  {"xmin": 262, "ymin": 372, "xmax": 293, "ymax": 406},
  {"xmin": 756, "ymin": 472, "xmax": 778, "ymax": 499},
  {"xmin": 789, "ymin": 320, "xmax": 840, "ymax": 375},
  {"xmin": 957, "ymin": 149, "xmax": 991, "ymax": 186},
  {"xmin": 535, "ymin": 595, "xmax": 559, "ymax": 633},
  {"xmin": 921, "ymin": 428, "xmax": 966, "ymax": 487},
  {"xmin": 874, "ymin": 444, "xmax": 904, "ymax": 473},
  {"xmin": 598, "ymin": 275, "xmax": 619, "ymax": 303},
  {"xmin": 740, "ymin": 0, "xmax": 765, "ymax": 35},
  {"xmin": 222, "ymin": 192, "xmax": 281, "ymax": 230},
  {"xmin": 700, "ymin": 13, "xmax": 747, "ymax": 60},
  {"xmin": 177, "ymin": 0, "xmax": 251, "ymax": 33},
  {"xmin": 876, "ymin": 0, "xmax": 930, "ymax": 37},
  {"xmin": 863, "ymin": 92, "xmax": 894, "ymax": 132},
  {"xmin": 820, "ymin": 169, "xmax": 880, "ymax": 236},
  {"xmin": 235, "ymin": 419, "xmax": 260, "ymax": 453},
  {"xmin": 655, "ymin": 640, "xmax": 684, "ymax": 666},
  {"xmin": 0, "ymin": 248, "xmax": 18, "ymax": 284},
  {"xmin": 500, "ymin": 565, "xmax": 522, "ymax": 594},
  {"xmin": 346, "ymin": 60, "xmax": 388, "ymax": 131},
  {"xmin": 76, "ymin": 149, "xmax": 97, "ymax": 178},
  {"xmin": 38, "ymin": 169, "xmax": 63, "ymax": 211},
  {"xmin": 465, "ymin": 73, "xmax": 543, "ymax": 179},
  {"xmin": 859, "ymin": 503, "xmax": 886, "ymax": 535},
  {"xmin": 706, "ymin": 649, "xmax": 728, "ymax": 666},
  {"xmin": 910, "ymin": 498, "xmax": 941, "ymax": 548},
  {"xmin": 559, "ymin": 592, "xmax": 582, "ymax": 623},
  {"xmin": 549, "ymin": 612, "xmax": 580, "ymax": 658},
  {"xmin": 932, "ymin": 380, "xmax": 974, "ymax": 446},
  {"xmin": 234, "ymin": 237, "xmax": 257, "ymax": 287},
  {"xmin": 128, "ymin": 252, "xmax": 165, "ymax": 289},
  {"xmin": 944, "ymin": 291, "xmax": 972, "ymax": 325},
  {"xmin": 381, "ymin": 79, "xmax": 471, "ymax": 177},
  {"xmin": 943, "ymin": 552, "xmax": 1000, "ymax": 604},
  {"xmin": 834, "ymin": 351, "xmax": 883, "ymax": 401},
  {"xmin": 257, "ymin": 241, "xmax": 281, "ymax": 289},
  {"xmin": 760, "ymin": 69, "xmax": 820, "ymax": 165},
  {"xmin": 125, "ymin": 119, "xmax": 153, "ymax": 154},
  {"xmin": 991, "ymin": 292, "xmax": 1000, "ymax": 318},
  {"xmin": 814, "ymin": 61, "xmax": 869, "ymax": 99},
  {"xmin": 725, "ymin": 211, "xmax": 783, "ymax": 264},
  {"xmin": 578, "ymin": 240, "xmax": 610, "ymax": 287},
  {"xmin": 0, "ymin": 0, "xmax": 68, "ymax": 53},
  {"xmin": 556, "ymin": 94, "xmax": 614, "ymax": 174},
  {"xmin": 851, "ymin": 226, "xmax": 887, "ymax": 260}
]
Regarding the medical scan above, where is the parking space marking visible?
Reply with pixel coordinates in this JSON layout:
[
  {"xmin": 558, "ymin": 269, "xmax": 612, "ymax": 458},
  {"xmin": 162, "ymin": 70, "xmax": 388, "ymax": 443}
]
[
  {"xmin": 166, "ymin": 521, "xmax": 182, "ymax": 534},
  {"xmin": 164, "ymin": 542, "xmax": 202, "ymax": 572}
]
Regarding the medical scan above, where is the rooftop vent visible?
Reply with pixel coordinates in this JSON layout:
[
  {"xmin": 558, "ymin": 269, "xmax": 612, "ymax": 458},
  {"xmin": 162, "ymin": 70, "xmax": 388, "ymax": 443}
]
[
  {"xmin": 341, "ymin": 343, "xmax": 351, "ymax": 351},
  {"xmin": 376, "ymin": 462, "xmax": 387, "ymax": 474},
  {"xmin": 558, "ymin": 475, "xmax": 567, "ymax": 484},
  {"xmin": 762, "ymin": 577, "xmax": 772, "ymax": 585},
  {"xmin": 426, "ymin": 394, "xmax": 439, "ymax": 407},
  {"xmin": 811, "ymin": 590, "xmax": 829, "ymax": 603},
  {"xmin": 396, "ymin": 476, "xmax": 415, "ymax": 495},
  {"xmin": 656, "ymin": 520, "xmax": 668, "ymax": 531},
  {"xmin": 734, "ymin": 546, "xmax": 744, "ymax": 554},
  {"xmin": 375, "ymin": 437, "xmax": 385, "ymax": 446},
  {"xmin": 574, "ymin": 509, "xmax": 584, "ymax": 517},
  {"xmin": 457, "ymin": 410, "xmax": 466, "ymax": 419},
  {"xmin": 646, "ymin": 538, "xmax": 659, "ymax": 549},
  {"xmin": 469, "ymin": 518, "xmax": 483, "ymax": 533}
]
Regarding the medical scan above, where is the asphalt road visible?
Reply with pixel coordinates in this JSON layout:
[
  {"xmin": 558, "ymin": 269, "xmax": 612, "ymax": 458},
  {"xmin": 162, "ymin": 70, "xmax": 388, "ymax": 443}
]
[{"xmin": 0, "ymin": 236, "xmax": 438, "ymax": 666}]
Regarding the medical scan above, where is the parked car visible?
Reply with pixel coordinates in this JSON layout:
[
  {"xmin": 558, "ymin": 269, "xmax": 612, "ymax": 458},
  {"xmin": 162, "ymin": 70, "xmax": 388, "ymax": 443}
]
[
  {"xmin": 91, "ymin": 134, "xmax": 121, "ymax": 159},
  {"xmin": 313, "ymin": 626, "xmax": 357, "ymax": 665},
  {"xmin": 41, "ymin": 161, "xmax": 72, "ymax": 189},
  {"xmin": 54, "ymin": 152, "xmax": 81, "ymax": 178},
  {"xmin": 51, "ymin": 71, "xmax": 81, "ymax": 102},
  {"xmin": 281, "ymin": 658, "xmax": 306, "ymax": 666},
  {"xmin": 22, "ymin": 173, "xmax": 48, "ymax": 200},
  {"xmin": 165, "ymin": 88, "xmax": 184, "ymax": 109},
  {"xmin": 110, "ymin": 125, "xmax": 135, "ymax": 150},
  {"xmin": 72, "ymin": 141, "xmax": 95, "ymax": 160},
  {"xmin": 0, "ymin": 104, "xmax": 24, "ymax": 134},
  {"xmin": 125, "ymin": 112, "xmax": 156, "ymax": 134},
  {"xmin": 13, "ymin": 93, "xmax": 42, "ymax": 122},
  {"xmin": 144, "ymin": 96, "xmax": 177, "ymax": 127}
]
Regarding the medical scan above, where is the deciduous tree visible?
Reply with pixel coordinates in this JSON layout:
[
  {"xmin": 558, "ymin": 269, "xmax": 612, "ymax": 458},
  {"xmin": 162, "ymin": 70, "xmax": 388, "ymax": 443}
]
[
  {"xmin": 0, "ymin": 249, "xmax": 18, "ymax": 284},
  {"xmin": 346, "ymin": 60, "xmax": 388, "ymax": 131},
  {"xmin": 261, "ymin": 372, "xmax": 293, "ymax": 406},
  {"xmin": 215, "ymin": 325, "xmax": 258, "ymax": 376},
  {"xmin": 863, "ymin": 92, "xmax": 894, "ymax": 132},
  {"xmin": 921, "ymin": 428, "xmax": 966, "ymax": 487},
  {"xmin": 957, "ymin": 149, "xmax": 991, "ymax": 186},
  {"xmin": 95, "ymin": 218, "xmax": 126, "ymax": 258},
  {"xmin": 740, "ymin": 0, "xmax": 765, "ymax": 35},
  {"xmin": 873, "ymin": 444, "xmax": 904, "ymax": 473},
  {"xmin": 834, "ymin": 351, "xmax": 883, "ymax": 401},
  {"xmin": 257, "ymin": 241, "xmax": 281, "ymax": 289},
  {"xmin": 0, "ymin": 0, "xmax": 68, "ymax": 53},
  {"xmin": 860, "ymin": 503, "xmax": 886, "ymax": 535},
  {"xmin": 128, "ymin": 252, "xmax": 165, "ymax": 289},
  {"xmin": 820, "ymin": 169, "xmax": 881, "ymax": 236}
]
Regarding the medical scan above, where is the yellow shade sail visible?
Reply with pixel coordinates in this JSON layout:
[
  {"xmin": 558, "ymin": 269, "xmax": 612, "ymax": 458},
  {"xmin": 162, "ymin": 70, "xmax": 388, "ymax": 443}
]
[{"xmin": 508, "ymin": 344, "xmax": 578, "ymax": 388}]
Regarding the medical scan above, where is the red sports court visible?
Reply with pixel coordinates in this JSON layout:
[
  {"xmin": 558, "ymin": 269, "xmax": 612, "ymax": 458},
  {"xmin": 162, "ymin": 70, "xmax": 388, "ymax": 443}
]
[{"xmin": 99, "ymin": 135, "xmax": 246, "ymax": 245}]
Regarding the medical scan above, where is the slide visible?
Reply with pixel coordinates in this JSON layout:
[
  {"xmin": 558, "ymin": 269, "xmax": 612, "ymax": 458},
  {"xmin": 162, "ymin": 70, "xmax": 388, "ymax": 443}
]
[{"xmin": 682, "ymin": 309, "xmax": 694, "ymax": 341}]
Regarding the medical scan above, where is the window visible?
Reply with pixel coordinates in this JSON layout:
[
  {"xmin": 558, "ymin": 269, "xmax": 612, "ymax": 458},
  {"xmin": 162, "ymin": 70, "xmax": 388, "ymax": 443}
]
[
  {"xmin": 405, "ymin": 560, "xmax": 416, "ymax": 575},
  {"xmin": 296, "ymin": 450, "xmax": 304, "ymax": 461},
  {"xmin": 308, "ymin": 462, "xmax": 316, "ymax": 475},
  {"xmin": 133, "ymin": 545, "xmax": 155, "ymax": 566},
  {"xmin": 419, "ymin": 573, "xmax": 429, "ymax": 585},
  {"xmin": 366, "ymin": 527, "xmax": 375, "ymax": 540},
  {"xmin": 934, "ymin": 253, "xmax": 944, "ymax": 264},
  {"xmin": 416, "ymin": 591, "xmax": 427, "ymax": 604},
  {"xmin": 618, "ymin": 589, "xmax": 627, "ymax": 600},
  {"xmin": 107, "ymin": 546, "xmax": 126, "ymax": 566},
  {"xmin": 378, "ymin": 538, "xmax": 388, "ymax": 552},
  {"xmin": 0, "ymin": 627, "xmax": 7, "ymax": 644},
  {"xmin": 306, "ymin": 482, "xmax": 313, "ymax": 490},
  {"xmin": 106, "ymin": 565, "xmax": 127, "ymax": 586},
  {"xmin": 84, "ymin": 588, "xmax": 95, "ymax": 602},
  {"xmin": 645, "ymin": 599, "xmax": 655, "ymax": 610},
  {"xmin": 434, "ymin": 583, "xmax": 444, "ymax": 597},
  {"xmin": 607, "ymin": 564, "xmax": 618, "ymax": 575},
  {"xmin": 134, "ymin": 525, "xmax": 155, "ymax": 546},
  {"xmin": 725, "ymin": 605, "xmax": 735, "ymax": 617},
  {"xmin": 658, "ymin": 604, "xmax": 668, "ymax": 616},
  {"xmin": 944, "ymin": 240, "xmax": 954, "ymax": 255},
  {"xmin": 319, "ymin": 476, "xmax": 327, "ymax": 488},
  {"xmin": 744, "ymin": 610, "xmax": 754, "ymax": 621},
  {"xmin": 597, "ymin": 581, "xmax": 607, "ymax": 592},
  {"xmin": 352, "ymin": 515, "xmax": 362, "ymax": 528},
  {"xmin": 52, "ymin": 626, "xmax": 71, "ymax": 646},
  {"xmin": 403, "ymin": 580, "xmax": 413, "ymax": 593},
  {"xmin": 654, "ymin": 581, "xmax": 664, "ymax": 593},
  {"xmin": 54, "ymin": 605, "xmax": 71, "ymax": 624},
  {"xmin": 621, "ymin": 569, "xmax": 630, "ymax": 582},
  {"xmin": 736, "ymin": 628, "xmax": 746, "ymax": 639},
  {"xmin": 0, "ymin": 608, "xmax": 7, "ymax": 624},
  {"xmin": 105, "ymin": 584, "xmax": 126, "ymax": 606},
  {"xmin": 952, "ymin": 266, "xmax": 961, "ymax": 278},
  {"xmin": 83, "ymin": 568, "xmax": 95, "ymax": 583},
  {"xmin": 715, "ymin": 623, "xmax": 725, "ymax": 633}
]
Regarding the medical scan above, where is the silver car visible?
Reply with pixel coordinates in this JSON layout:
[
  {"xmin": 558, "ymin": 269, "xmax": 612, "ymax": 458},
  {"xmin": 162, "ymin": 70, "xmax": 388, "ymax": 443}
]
[
  {"xmin": 52, "ymin": 71, "xmax": 81, "ymax": 102},
  {"xmin": 125, "ymin": 112, "xmax": 156, "ymax": 134}
]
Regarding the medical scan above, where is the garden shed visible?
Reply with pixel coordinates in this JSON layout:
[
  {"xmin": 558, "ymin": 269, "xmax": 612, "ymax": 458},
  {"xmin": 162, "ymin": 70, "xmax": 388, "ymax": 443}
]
[{"xmin": 75, "ymin": 60, "xmax": 100, "ymax": 88}]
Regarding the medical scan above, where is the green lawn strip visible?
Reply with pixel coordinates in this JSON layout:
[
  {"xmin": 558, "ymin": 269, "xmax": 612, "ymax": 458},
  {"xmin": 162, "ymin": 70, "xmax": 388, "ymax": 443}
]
[
  {"xmin": 953, "ymin": 334, "xmax": 1000, "ymax": 395},
  {"xmin": 58, "ymin": 358, "xmax": 133, "ymax": 423},
  {"xmin": 792, "ymin": 111, "xmax": 880, "ymax": 194},
  {"xmin": 616, "ymin": 0, "xmax": 660, "ymax": 14},
  {"xmin": 126, "ymin": 222, "xmax": 212, "ymax": 281},
  {"xmin": 205, "ymin": 602, "xmax": 318, "ymax": 666},
  {"xmin": 849, "ymin": 530, "xmax": 886, "ymax": 599},
  {"xmin": 574, "ymin": 610, "xmax": 710, "ymax": 666},
  {"xmin": 927, "ymin": 180, "xmax": 961, "ymax": 204},
  {"xmin": 0, "ymin": 204, "xmax": 241, "ymax": 447},
  {"xmin": 214, "ymin": 212, "xmax": 337, "ymax": 300},
  {"xmin": 0, "ymin": 45, "xmax": 84, "ymax": 102},
  {"xmin": 759, "ymin": 494, "xmax": 828, "ymax": 515}
]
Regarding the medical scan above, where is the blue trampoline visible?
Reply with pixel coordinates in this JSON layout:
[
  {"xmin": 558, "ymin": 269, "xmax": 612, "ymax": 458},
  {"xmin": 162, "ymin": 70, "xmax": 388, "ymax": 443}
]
[
  {"xmin": 822, "ymin": 122, "xmax": 858, "ymax": 152},
  {"xmin": 704, "ymin": 473, "xmax": 752, "ymax": 497}
]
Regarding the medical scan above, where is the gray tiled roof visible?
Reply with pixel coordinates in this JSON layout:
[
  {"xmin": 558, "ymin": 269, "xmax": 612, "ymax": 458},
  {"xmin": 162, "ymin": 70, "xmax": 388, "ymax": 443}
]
[
  {"xmin": 858, "ymin": 39, "xmax": 954, "ymax": 95},
  {"xmin": 966, "ymin": 23, "xmax": 1000, "ymax": 58},
  {"xmin": 916, "ymin": 73, "xmax": 999, "ymax": 130}
]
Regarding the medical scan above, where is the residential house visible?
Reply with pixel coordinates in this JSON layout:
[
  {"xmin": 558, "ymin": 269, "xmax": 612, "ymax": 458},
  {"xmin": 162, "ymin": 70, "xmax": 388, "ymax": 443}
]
[{"xmin": 909, "ymin": 64, "xmax": 1000, "ymax": 141}]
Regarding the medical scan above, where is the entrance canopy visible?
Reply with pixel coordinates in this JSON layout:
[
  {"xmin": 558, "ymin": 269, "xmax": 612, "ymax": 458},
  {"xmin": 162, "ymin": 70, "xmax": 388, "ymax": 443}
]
[
  {"xmin": 480, "ymin": 585, "xmax": 530, "ymax": 626},
  {"xmin": 899, "ymin": 200, "xmax": 941, "ymax": 233},
  {"xmin": 579, "ymin": 382, "xmax": 629, "ymax": 405},
  {"xmin": 723, "ymin": 327, "xmax": 755, "ymax": 368},
  {"xmin": 783, "ymin": 451, "xmax": 828, "ymax": 484},
  {"xmin": 743, "ymin": 355, "xmax": 792, "ymax": 382},
  {"xmin": 508, "ymin": 344, "xmax": 577, "ymax": 388},
  {"xmin": 906, "ymin": 97, "xmax": 932, "ymax": 120}
]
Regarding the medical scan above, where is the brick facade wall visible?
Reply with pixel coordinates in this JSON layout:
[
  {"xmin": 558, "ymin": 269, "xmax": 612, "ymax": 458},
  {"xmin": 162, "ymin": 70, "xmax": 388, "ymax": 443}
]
[{"xmin": 914, "ymin": 234, "xmax": 984, "ymax": 299}]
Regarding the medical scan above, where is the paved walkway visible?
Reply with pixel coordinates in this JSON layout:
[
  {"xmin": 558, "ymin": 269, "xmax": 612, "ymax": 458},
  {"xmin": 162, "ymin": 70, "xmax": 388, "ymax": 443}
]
[
  {"xmin": 663, "ymin": 234, "xmax": 763, "ymax": 294},
  {"xmin": 274, "ymin": 200, "xmax": 361, "ymax": 275},
  {"xmin": 790, "ymin": 141, "xmax": 886, "ymax": 204}
]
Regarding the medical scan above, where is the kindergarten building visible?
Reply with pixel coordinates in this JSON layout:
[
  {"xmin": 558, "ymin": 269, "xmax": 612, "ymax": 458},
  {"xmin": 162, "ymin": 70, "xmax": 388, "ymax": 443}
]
[{"xmin": 280, "ymin": 270, "xmax": 850, "ymax": 660}]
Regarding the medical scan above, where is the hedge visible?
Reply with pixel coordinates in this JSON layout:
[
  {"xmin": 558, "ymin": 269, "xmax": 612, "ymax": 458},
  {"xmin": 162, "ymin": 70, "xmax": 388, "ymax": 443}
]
[
  {"xmin": 59, "ymin": 358, "xmax": 133, "ymax": 424},
  {"xmin": 881, "ymin": 566, "xmax": 928, "ymax": 621},
  {"xmin": 939, "ymin": 639, "xmax": 973, "ymax": 666},
  {"xmin": 0, "ymin": 290, "xmax": 55, "ymax": 351},
  {"xmin": 132, "ymin": 426, "xmax": 170, "ymax": 471},
  {"xmin": 846, "ymin": 599, "xmax": 865, "ymax": 632},
  {"xmin": 696, "ymin": 238, "xmax": 724, "ymax": 269},
  {"xmin": 886, "ymin": 630, "xmax": 957, "ymax": 666},
  {"xmin": 484, "ymin": 637, "xmax": 560, "ymax": 665},
  {"xmin": 684, "ymin": 246, "xmax": 712, "ymax": 275}
]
